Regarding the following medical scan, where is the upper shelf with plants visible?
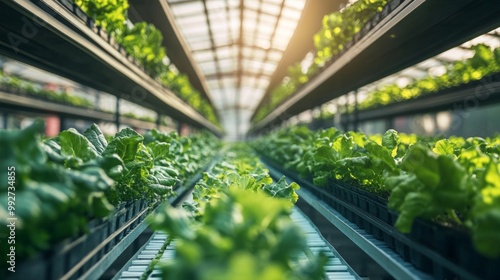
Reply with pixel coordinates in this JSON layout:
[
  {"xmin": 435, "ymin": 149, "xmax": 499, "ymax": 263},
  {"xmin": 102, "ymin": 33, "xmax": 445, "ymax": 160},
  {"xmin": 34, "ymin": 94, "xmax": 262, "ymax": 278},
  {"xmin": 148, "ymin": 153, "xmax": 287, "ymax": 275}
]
[
  {"xmin": 0, "ymin": 0, "xmax": 222, "ymax": 135},
  {"xmin": 250, "ymin": 0, "xmax": 500, "ymax": 133}
]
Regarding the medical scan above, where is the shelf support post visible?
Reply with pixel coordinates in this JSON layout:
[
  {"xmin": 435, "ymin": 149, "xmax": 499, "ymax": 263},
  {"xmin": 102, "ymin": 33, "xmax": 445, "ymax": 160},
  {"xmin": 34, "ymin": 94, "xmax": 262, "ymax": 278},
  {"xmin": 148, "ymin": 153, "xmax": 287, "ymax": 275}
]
[
  {"xmin": 353, "ymin": 90, "xmax": 359, "ymax": 131},
  {"xmin": 115, "ymin": 97, "xmax": 120, "ymax": 131},
  {"xmin": 2, "ymin": 112, "xmax": 8, "ymax": 129},
  {"xmin": 156, "ymin": 112, "xmax": 161, "ymax": 129}
]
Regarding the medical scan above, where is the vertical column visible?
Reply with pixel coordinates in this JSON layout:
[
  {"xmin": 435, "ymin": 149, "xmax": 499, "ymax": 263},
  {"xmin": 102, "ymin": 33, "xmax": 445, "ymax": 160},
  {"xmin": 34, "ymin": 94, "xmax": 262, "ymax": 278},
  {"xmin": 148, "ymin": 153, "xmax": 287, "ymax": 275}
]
[
  {"xmin": 156, "ymin": 112, "xmax": 161, "ymax": 129},
  {"xmin": 3, "ymin": 112, "xmax": 8, "ymax": 129},
  {"xmin": 95, "ymin": 90, "xmax": 100, "ymax": 111},
  {"xmin": 333, "ymin": 100, "xmax": 340, "ymax": 129},
  {"xmin": 353, "ymin": 90, "xmax": 359, "ymax": 131},
  {"xmin": 343, "ymin": 95, "xmax": 349, "ymax": 132},
  {"xmin": 115, "ymin": 97, "xmax": 121, "ymax": 131},
  {"xmin": 177, "ymin": 121, "xmax": 182, "ymax": 135}
]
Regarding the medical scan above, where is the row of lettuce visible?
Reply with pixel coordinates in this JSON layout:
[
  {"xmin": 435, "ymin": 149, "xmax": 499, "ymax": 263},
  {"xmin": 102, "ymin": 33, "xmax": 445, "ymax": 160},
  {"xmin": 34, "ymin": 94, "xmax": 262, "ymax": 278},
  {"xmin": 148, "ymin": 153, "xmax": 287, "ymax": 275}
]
[
  {"xmin": 0, "ymin": 69, "xmax": 165, "ymax": 124},
  {"xmin": 149, "ymin": 145, "xmax": 327, "ymax": 280},
  {"xmin": 253, "ymin": 0, "xmax": 500, "ymax": 124},
  {"xmin": 0, "ymin": 120, "xmax": 220, "ymax": 263},
  {"xmin": 0, "ymin": 69, "xmax": 94, "ymax": 109},
  {"xmin": 252, "ymin": 126, "xmax": 500, "ymax": 259},
  {"xmin": 306, "ymin": 44, "xmax": 500, "ymax": 125},
  {"xmin": 71, "ymin": 0, "xmax": 219, "ymax": 126},
  {"xmin": 1, "ymin": 69, "xmax": 200, "ymax": 127}
]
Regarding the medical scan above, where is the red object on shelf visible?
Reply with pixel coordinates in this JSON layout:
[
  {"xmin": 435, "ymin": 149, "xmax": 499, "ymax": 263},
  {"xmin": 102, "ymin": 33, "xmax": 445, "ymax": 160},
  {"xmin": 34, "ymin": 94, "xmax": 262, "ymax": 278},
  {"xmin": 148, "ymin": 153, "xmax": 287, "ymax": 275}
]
[{"xmin": 45, "ymin": 115, "xmax": 60, "ymax": 136}]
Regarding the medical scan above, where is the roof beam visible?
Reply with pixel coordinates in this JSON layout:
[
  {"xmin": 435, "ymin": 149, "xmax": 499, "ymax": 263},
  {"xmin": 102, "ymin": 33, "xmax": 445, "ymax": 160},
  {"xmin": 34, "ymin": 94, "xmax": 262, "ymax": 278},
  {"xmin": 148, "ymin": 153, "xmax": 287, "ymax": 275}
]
[
  {"xmin": 191, "ymin": 42, "xmax": 283, "ymax": 54},
  {"xmin": 201, "ymin": 0, "xmax": 227, "ymax": 110},
  {"xmin": 222, "ymin": 0, "xmax": 234, "ymax": 109},
  {"xmin": 204, "ymin": 71, "xmax": 263, "ymax": 80},
  {"xmin": 252, "ymin": 0, "xmax": 286, "ymax": 91},
  {"xmin": 235, "ymin": 0, "xmax": 244, "ymax": 137}
]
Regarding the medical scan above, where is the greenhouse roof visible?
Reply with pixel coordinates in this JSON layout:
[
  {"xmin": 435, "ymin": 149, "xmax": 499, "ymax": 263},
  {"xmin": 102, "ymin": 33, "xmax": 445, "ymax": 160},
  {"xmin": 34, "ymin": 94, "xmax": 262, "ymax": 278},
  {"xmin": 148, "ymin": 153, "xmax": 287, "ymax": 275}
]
[{"xmin": 166, "ymin": 0, "xmax": 306, "ymax": 138}]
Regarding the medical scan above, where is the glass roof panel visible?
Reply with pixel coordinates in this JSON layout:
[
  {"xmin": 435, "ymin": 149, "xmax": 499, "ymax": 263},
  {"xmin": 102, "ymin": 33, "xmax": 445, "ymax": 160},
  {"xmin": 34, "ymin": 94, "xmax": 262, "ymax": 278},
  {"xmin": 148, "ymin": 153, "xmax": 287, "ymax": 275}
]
[
  {"xmin": 265, "ymin": 0, "xmax": 283, "ymax": 4},
  {"xmin": 284, "ymin": 0, "xmax": 306, "ymax": 11},
  {"xmin": 218, "ymin": 59, "xmax": 237, "ymax": 72},
  {"xmin": 192, "ymin": 50, "xmax": 213, "ymax": 62},
  {"xmin": 242, "ymin": 47, "xmax": 253, "ymax": 57},
  {"xmin": 240, "ymin": 87, "xmax": 264, "ymax": 106},
  {"xmin": 209, "ymin": 20, "xmax": 228, "ymax": 32},
  {"xmin": 188, "ymin": 40, "xmax": 212, "ymax": 51},
  {"xmin": 215, "ymin": 47, "xmax": 233, "ymax": 59},
  {"xmin": 260, "ymin": 14, "xmax": 278, "ymax": 26},
  {"xmin": 281, "ymin": 7, "xmax": 302, "ymax": 20},
  {"xmin": 261, "ymin": 2, "xmax": 281, "ymax": 15},
  {"xmin": 244, "ymin": 9, "xmax": 258, "ymax": 21},
  {"xmin": 207, "ymin": 80, "xmax": 219, "ymax": 88},
  {"xmin": 205, "ymin": 0, "xmax": 225, "ymax": 10},
  {"xmin": 245, "ymin": 1, "xmax": 260, "ymax": 10},
  {"xmin": 170, "ymin": 2, "xmax": 205, "ymax": 15},
  {"xmin": 221, "ymin": 77, "xmax": 237, "ymax": 87},
  {"xmin": 257, "ymin": 77, "xmax": 270, "ymax": 89},
  {"xmin": 277, "ymin": 17, "xmax": 298, "ymax": 32},
  {"xmin": 243, "ymin": 25, "xmax": 259, "ymax": 37},
  {"xmin": 213, "ymin": 35, "xmax": 231, "ymax": 46},
  {"xmin": 227, "ymin": 0, "xmax": 239, "ymax": 8},
  {"xmin": 257, "ymin": 22, "xmax": 274, "ymax": 36},
  {"xmin": 185, "ymin": 33, "xmax": 210, "ymax": 44},
  {"xmin": 272, "ymin": 37, "xmax": 289, "ymax": 50},
  {"xmin": 267, "ymin": 49, "xmax": 283, "ymax": 61},
  {"xmin": 252, "ymin": 49, "xmax": 267, "ymax": 61},
  {"xmin": 176, "ymin": 16, "xmax": 206, "ymax": 27},
  {"xmin": 198, "ymin": 61, "xmax": 217, "ymax": 74},
  {"xmin": 241, "ymin": 77, "xmax": 255, "ymax": 87}
]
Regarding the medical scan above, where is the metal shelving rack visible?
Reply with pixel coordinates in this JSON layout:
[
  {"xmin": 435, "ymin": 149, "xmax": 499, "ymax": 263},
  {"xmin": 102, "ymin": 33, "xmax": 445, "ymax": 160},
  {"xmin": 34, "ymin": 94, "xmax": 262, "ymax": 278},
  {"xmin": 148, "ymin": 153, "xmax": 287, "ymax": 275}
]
[
  {"xmin": 0, "ymin": 89, "xmax": 175, "ymax": 131},
  {"xmin": 313, "ymin": 72, "xmax": 500, "ymax": 133},
  {"xmin": 0, "ymin": 0, "xmax": 222, "ymax": 136},
  {"xmin": 353, "ymin": 73, "xmax": 500, "ymax": 125},
  {"xmin": 0, "ymin": 89, "xmax": 115, "ymax": 122},
  {"xmin": 264, "ymin": 160, "xmax": 434, "ymax": 280},
  {"xmin": 249, "ymin": 0, "xmax": 500, "ymax": 134}
]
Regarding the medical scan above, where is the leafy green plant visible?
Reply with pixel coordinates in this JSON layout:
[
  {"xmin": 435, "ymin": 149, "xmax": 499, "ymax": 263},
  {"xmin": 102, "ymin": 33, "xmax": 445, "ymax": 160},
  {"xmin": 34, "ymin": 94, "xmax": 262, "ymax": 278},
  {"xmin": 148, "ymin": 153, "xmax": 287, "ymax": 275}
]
[
  {"xmin": 0, "ymin": 119, "xmax": 220, "ymax": 265},
  {"xmin": 0, "ymin": 120, "xmax": 114, "ymax": 262},
  {"xmin": 149, "ymin": 144, "xmax": 324, "ymax": 280},
  {"xmin": 0, "ymin": 71, "xmax": 94, "ymax": 109},
  {"xmin": 252, "ymin": 125, "xmax": 500, "ymax": 258},
  {"xmin": 151, "ymin": 189, "xmax": 325, "ymax": 280},
  {"xmin": 359, "ymin": 44, "xmax": 500, "ymax": 110},
  {"xmin": 74, "ymin": 0, "xmax": 129, "ymax": 35},
  {"xmin": 122, "ymin": 112, "xmax": 156, "ymax": 123},
  {"xmin": 118, "ymin": 22, "xmax": 168, "ymax": 77}
]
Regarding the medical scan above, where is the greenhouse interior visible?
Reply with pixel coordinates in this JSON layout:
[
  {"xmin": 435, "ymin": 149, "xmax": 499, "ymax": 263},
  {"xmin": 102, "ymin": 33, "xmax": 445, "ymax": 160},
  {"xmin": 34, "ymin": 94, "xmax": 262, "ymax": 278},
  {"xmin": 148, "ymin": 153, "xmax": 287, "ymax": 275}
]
[{"xmin": 1, "ymin": 0, "xmax": 500, "ymax": 279}]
